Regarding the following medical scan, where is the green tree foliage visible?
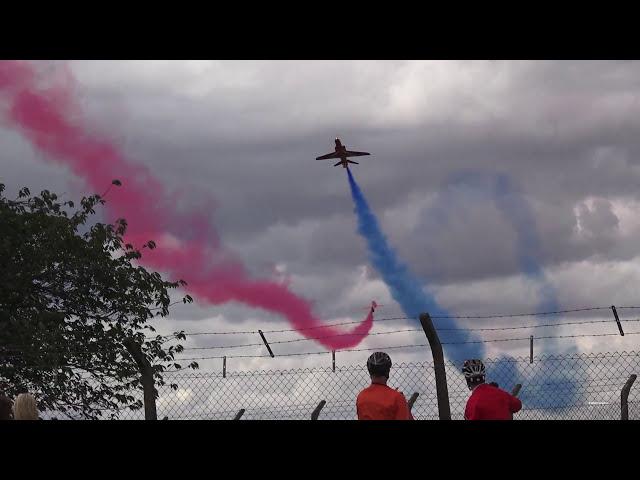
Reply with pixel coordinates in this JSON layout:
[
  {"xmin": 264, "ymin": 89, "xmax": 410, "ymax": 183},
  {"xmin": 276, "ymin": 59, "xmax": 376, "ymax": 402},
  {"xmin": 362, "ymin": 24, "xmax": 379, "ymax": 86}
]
[{"xmin": 0, "ymin": 181, "xmax": 198, "ymax": 419}]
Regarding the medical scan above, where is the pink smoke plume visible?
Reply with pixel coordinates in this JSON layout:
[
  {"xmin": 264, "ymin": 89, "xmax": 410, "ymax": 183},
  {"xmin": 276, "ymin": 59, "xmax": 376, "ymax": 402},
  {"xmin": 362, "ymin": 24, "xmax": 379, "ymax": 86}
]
[{"xmin": 0, "ymin": 60, "xmax": 373, "ymax": 349}]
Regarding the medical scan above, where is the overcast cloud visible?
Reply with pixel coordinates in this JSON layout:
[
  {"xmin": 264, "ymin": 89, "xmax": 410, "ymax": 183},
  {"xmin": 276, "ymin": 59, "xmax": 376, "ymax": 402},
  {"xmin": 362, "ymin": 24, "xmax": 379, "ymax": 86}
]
[{"xmin": 3, "ymin": 60, "xmax": 640, "ymax": 378}]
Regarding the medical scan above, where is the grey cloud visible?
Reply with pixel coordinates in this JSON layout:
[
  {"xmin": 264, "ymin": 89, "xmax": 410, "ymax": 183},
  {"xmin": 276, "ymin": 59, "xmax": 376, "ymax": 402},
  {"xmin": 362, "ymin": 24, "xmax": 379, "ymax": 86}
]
[
  {"xmin": 5, "ymin": 61, "xmax": 640, "ymax": 358},
  {"xmin": 576, "ymin": 198, "xmax": 620, "ymax": 237}
]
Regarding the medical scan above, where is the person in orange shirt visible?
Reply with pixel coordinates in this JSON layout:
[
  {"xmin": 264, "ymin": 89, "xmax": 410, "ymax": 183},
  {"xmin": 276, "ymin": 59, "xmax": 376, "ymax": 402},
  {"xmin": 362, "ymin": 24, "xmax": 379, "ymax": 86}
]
[{"xmin": 356, "ymin": 352, "xmax": 414, "ymax": 420}]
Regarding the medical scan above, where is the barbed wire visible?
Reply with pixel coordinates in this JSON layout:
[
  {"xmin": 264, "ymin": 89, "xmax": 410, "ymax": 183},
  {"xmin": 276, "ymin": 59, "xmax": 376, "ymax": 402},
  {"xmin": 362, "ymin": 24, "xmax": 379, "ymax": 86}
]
[
  {"xmin": 175, "ymin": 330, "xmax": 640, "ymax": 361},
  {"xmin": 181, "ymin": 328, "xmax": 422, "ymax": 351},
  {"xmin": 178, "ymin": 318, "xmax": 640, "ymax": 352},
  {"xmin": 9, "ymin": 328, "xmax": 640, "ymax": 367},
  {"xmin": 176, "ymin": 329, "xmax": 258, "ymax": 337},
  {"xmin": 178, "ymin": 316, "xmax": 413, "ymax": 337},
  {"xmin": 438, "ymin": 318, "xmax": 640, "ymax": 332},
  {"xmin": 441, "ymin": 331, "xmax": 640, "ymax": 345},
  {"xmin": 176, "ymin": 343, "xmax": 430, "ymax": 361},
  {"xmin": 430, "ymin": 306, "xmax": 611, "ymax": 319},
  {"xmin": 172, "ymin": 306, "xmax": 625, "ymax": 338},
  {"xmin": 7, "ymin": 307, "xmax": 639, "ymax": 368}
]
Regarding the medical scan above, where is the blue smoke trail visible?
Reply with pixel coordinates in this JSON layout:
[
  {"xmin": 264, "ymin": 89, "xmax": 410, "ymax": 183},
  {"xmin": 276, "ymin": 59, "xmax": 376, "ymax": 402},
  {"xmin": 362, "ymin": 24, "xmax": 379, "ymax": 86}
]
[
  {"xmin": 492, "ymin": 173, "xmax": 578, "ymax": 407},
  {"xmin": 435, "ymin": 171, "xmax": 566, "ymax": 347},
  {"xmin": 346, "ymin": 168, "xmax": 485, "ymax": 360},
  {"xmin": 348, "ymin": 167, "xmax": 578, "ymax": 410},
  {"xmin": 422, "ymin": 170, "xmax": 577, "ymax": 408},
  {"xmin": 492, "ymin": 173, "xmax": 562, "ymax": 316}
]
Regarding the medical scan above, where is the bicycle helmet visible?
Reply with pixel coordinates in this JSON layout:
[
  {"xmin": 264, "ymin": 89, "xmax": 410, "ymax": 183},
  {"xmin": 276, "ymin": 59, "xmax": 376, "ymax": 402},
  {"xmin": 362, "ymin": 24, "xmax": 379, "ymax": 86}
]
[
  {"xmin": 462, "ymin": 359, "xmax": 486, "ymax": 389},
  {"xmin": 367, "ymin": 352, "xmax": 392, "ymax": 378}
]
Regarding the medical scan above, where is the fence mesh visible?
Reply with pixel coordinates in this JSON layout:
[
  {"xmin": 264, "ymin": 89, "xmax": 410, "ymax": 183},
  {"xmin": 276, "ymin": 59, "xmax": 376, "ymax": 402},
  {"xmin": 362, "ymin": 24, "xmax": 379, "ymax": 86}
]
[{"xmin": 105, "ymin": 350, "xmax": 640, "ymax": 420}]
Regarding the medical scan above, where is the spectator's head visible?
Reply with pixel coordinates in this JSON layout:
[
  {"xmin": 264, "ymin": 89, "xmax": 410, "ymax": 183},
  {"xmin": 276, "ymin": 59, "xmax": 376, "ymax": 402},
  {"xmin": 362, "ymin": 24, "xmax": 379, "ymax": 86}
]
[
  {"xmin": 463, "ymin": 359, "xmax": 486, "ymax": 391},
  {"xmin": 367, "ymin": 352, "xmax": 392, "ymax": 383},
  {"xmin": 13, "ymin": 393, "xmax": 39, "ymax": 420},
  {"xmin": 0, "ymin": 394, "xmax": 13, "ymax": 420}
]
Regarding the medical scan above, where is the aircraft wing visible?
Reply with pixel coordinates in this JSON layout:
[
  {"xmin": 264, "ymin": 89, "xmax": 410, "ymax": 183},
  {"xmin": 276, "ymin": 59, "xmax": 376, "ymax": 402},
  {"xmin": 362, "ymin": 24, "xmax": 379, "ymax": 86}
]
[
  {"xmin": 344, "ymin": 150, "xmax": 370, "ymax": 157},
  {"xmin": 316, "ymin": 152, "xmax": 341, "ymax": 160}
]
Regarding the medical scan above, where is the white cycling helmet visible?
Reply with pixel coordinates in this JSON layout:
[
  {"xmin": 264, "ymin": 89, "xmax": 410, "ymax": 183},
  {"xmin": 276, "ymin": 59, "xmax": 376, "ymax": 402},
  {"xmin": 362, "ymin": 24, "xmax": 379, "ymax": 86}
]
[{"xmin": 462, "ymin": 359, "xmax": 486, "ymax": 387}]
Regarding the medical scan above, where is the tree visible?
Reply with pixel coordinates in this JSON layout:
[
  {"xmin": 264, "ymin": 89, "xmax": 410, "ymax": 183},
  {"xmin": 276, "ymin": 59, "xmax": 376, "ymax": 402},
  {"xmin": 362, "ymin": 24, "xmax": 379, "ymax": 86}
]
[{"xmin": 0, "ymin": 181, "xmax": 198, "ymax": 419}]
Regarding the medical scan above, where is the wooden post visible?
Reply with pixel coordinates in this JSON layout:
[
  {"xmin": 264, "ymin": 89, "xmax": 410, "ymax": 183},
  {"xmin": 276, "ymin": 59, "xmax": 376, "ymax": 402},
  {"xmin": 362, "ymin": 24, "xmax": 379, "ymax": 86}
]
[
  {"xmin": 123, "ymin": 339, "xmax": 157, "ymax": 420},
  {"xmin": 621, "ymin": 374, "xmax": 637, "ymax": 420},
  {"xmin": 419, "ymin": 313, "xmax": 451, "ymax": 420}
]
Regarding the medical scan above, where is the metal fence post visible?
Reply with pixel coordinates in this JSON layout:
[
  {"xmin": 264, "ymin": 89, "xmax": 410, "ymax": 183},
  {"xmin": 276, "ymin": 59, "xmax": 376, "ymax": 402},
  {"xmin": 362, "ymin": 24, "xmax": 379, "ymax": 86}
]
[
  {"xmin": 123, "ymin": 339, "xmax": 157, "ymax": 420},
  {"xmin": 611, "ymin": 306, "xmax": 625, "ymax": 336},
  {"xmin": 419, "ymin": 312, "xmax": 451, "ymax": 420},
  {"xmin": 621, "ymin": 374, "xmax": 637, "ymax": 420},
  {"xmin": 258, "ymin": 330, "xmax": 275, "ymax": 357},
  {"xmin": 509, "ymin": 384, "xmax": 523, "ymax": 420},
  {"xmin": 511, "ymin": 384, "xmax": 522, "ymax": 397},
  {"xmin": 311, "ymin": 400, "xmax": 326, "ymax": 420},
  {"xmin": 407, "ymin": 392, "xmax": 419, "ymax": 412}
]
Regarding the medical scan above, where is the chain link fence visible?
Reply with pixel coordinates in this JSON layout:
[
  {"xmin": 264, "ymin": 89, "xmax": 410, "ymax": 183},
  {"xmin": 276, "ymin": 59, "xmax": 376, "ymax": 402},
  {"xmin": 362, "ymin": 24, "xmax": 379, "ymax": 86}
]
[{"xmin": 107, "ymin": 350, "xmax": 640, "ymax": 420}]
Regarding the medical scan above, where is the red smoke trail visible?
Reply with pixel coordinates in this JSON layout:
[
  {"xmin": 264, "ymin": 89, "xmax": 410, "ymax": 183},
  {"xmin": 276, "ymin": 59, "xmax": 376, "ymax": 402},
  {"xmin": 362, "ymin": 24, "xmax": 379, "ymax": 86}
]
[{"xmin": 0, "ymin": 61, "xmax": 373, "ymax": 349}]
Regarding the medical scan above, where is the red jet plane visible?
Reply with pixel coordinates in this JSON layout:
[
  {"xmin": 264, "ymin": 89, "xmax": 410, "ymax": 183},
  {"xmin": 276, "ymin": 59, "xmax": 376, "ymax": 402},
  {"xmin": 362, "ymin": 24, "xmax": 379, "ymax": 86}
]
[{"xmin": 315, "ymin": 138, "xmax": 370, "ymax": 168}]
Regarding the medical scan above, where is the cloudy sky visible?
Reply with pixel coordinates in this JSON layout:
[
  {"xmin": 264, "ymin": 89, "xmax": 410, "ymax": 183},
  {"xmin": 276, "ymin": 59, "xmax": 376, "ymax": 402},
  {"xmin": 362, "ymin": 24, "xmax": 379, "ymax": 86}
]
[{"xmin": 3, "ymin": 60, "xmax": 640, "ymax": 376}]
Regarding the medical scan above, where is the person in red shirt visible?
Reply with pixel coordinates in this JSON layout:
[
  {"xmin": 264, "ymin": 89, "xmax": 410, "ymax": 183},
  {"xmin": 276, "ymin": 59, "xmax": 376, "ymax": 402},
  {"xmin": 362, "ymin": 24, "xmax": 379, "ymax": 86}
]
[
  {"xmin": 356, "ymin": 352, "xmax": 413, "ymax": 420},
  {"xmin": 463, "ymin": 359, "xmax": 522, "ymax": 420}
]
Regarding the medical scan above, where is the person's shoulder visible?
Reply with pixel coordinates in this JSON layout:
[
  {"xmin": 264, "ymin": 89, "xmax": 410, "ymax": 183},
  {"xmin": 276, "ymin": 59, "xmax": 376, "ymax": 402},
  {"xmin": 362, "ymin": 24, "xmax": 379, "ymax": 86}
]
[
  {"xmin": 469, "ymin": 384, "xmax": 490, "ymax": 399},
  {"xmin": 486, "ymin": 384, "xmax": 506, "ymax": 394},
  {"xmin": 390, "ymin": 386, "xmax": 408, "ymax": 401},
  {"xmin": 357, "ymin": 385, "xmax": 373, "ymax": 399},
  {"xmin": 495, "ymin": 386, "xmax": 514, "ymax": 397},
  {"xmin": 467, "ymin": 387, "xmax": 479, "ymax": 401}
]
